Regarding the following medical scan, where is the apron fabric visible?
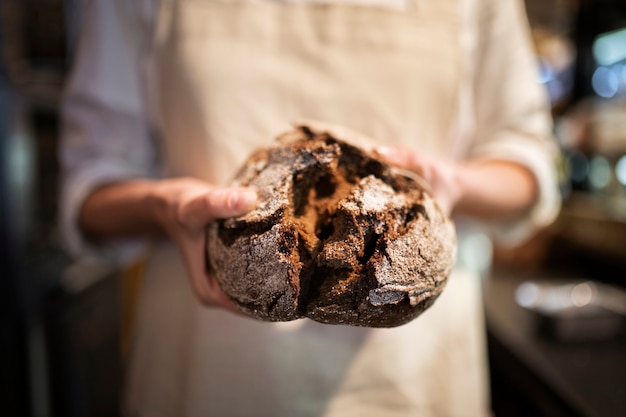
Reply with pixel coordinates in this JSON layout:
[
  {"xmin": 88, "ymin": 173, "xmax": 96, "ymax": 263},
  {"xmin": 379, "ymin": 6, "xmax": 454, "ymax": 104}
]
[
  {"xmin": 154, "ymin": 0, "xmax": 464, "ymax": 183},
  {"xmin": 124, "ymin": 1, "xmax": 489, "ymax": 415}
]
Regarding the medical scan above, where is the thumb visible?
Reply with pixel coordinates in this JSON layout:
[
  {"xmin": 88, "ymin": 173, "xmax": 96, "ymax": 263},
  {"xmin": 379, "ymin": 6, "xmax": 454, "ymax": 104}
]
[{"xmin": 180, "ymin": 187, "xmax": 257, "ymax": 229}]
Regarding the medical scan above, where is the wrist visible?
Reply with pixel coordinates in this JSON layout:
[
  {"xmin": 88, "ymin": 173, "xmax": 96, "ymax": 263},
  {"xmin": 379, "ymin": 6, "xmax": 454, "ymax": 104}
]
[
  {"xmin": 145, "ymin": 179, "xmax": 182, "ymax": 236},
  {"xmin": 451, "ymin": 163, "xmax": 472, "ymax": 216},
  {"xmin": 431, "ymin": 161, "xmax": 464, "ymax": 217},
  {"xmin": 145, "ymin": 181, "xmax": 166, "ymax": 225},
  {"xmin": 127, "ymin": 179, "xmax": 171, "ymax": 237},
  {"xmin": 448, "ymin": 163, "xmax": 465, "ymax": 215}
]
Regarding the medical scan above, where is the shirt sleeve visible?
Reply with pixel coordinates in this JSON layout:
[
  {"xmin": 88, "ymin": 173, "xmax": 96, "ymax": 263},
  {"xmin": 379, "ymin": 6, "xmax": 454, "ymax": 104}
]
[
  {"xmin": 468, "ymin": 0, "xmax": 561, "ymax": 244},
  {"xmin": 60, "ymin": 0, "xmax": 157, "ymax": 257}
]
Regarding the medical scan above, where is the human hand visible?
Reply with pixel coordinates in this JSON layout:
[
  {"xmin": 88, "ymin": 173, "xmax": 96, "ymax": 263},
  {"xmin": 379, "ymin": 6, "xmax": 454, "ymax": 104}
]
[
  {"xmin": 150, "ymin": 177, "xmax": 257, "ymax": 311},
  {"xmin": 374, "ymin": 146, "xmax": 462, "ymax": 216},
  {"xmin": 375, "ymin": 146, "xmax": 539, "ymax": 220}
]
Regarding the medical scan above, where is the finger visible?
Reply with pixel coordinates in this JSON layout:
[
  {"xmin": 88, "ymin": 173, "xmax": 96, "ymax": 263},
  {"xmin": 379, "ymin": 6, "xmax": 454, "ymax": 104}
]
[
  {"xmin": 374, "ymin": 146, "xmax": 425, "ymax": 176},
  {"xmin": 180, "ymin": 187, "xmax": 257, "ymax": 229},
  {"xmin": 178, "ymin": 232, "xmax": 243, "ymax": 314}
]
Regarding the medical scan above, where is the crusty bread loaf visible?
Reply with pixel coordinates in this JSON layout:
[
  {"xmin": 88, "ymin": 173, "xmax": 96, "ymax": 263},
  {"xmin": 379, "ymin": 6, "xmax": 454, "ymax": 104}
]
[{"xmin": 206, "ymin": 124, "xmax": 456, "ymax": 327}]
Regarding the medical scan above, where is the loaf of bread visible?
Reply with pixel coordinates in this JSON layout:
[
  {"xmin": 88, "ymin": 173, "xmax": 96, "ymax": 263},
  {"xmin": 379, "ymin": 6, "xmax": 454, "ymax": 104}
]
[{"xmin": 206, "ymin": 124, "xmax": 456, "ymax": 327}]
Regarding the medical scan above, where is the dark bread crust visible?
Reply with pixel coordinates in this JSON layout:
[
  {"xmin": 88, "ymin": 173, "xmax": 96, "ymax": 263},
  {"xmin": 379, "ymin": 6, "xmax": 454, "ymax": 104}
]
[{"xmin": 206, "ymin": 125, "xmax": 456, "ymax": 327}]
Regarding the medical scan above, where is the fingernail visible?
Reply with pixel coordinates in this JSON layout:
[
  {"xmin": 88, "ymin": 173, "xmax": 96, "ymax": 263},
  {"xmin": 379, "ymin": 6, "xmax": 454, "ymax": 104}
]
[
  {"xmin": 374, "ymin": 146, "xmax": 395, "ymax": 158},
  {"xmin": 235, "ymin": 189, "xmax": 257, "ymax": 211}
]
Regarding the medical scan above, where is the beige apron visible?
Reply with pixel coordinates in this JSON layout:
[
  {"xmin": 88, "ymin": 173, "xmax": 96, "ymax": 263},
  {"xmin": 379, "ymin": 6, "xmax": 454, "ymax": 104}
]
[{"xmin": 124, "ymin": 0, "xmax": 488, "ymax": 416}]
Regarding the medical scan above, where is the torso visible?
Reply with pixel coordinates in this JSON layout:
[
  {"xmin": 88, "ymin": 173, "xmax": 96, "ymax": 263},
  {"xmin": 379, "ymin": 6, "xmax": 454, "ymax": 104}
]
[{"xmin": 124, "ymin": 1, "xmax": 489, "ymax": 415}]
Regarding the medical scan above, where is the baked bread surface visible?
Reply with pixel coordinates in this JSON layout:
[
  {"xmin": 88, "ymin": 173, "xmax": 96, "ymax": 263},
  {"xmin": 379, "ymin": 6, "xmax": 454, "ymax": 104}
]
[{"xmin": 207, "ymin": 125, "xmax": 456, "ymax": 327}]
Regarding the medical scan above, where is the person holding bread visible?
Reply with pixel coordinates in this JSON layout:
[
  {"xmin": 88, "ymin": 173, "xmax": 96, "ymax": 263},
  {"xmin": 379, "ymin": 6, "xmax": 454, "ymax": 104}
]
[{"xmin": 61, "ymin": 0, "xmax": 560, "ymax": 415}]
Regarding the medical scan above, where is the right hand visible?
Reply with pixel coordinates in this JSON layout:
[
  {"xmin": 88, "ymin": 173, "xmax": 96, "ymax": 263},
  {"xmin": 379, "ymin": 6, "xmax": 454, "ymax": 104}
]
[{"xmin": 149, "ymin": 177, "xmax": 257, "ymax": 311}]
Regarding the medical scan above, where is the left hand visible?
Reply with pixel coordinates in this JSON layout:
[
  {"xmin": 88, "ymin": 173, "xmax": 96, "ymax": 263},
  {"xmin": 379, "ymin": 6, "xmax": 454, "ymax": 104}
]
[{"xmin": 374, "ymin": 146, "xmax": 462, "ymax": 216}]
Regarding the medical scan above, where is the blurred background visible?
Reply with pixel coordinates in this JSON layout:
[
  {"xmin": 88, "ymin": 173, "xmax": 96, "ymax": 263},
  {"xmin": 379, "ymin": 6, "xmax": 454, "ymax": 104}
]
[{"xmin": 1, "ymin": 0, "xmax": 625, "ymax": 416}]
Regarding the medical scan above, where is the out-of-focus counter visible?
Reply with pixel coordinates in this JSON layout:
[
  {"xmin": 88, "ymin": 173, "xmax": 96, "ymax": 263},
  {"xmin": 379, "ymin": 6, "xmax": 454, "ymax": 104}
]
[{"xmin": 484, "ymin": 270, "xmax": 626, "ymax": 417}]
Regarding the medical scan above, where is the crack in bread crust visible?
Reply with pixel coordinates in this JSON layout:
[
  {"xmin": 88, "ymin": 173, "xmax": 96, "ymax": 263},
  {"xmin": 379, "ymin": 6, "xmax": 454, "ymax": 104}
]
[{"xmin": 207, "ymin": 126, "xmax": 456, "ymax": 327}]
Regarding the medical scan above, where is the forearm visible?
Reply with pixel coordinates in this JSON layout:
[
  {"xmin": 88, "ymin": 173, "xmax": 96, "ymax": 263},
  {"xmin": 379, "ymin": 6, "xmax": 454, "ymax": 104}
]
[
  {"xmin": 79, "ymin": 179, "xmax": 164, "ymax": 242},
  {"xmin": 453, "ymin": 160, "xmax": 537, "ymax": 220}
]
